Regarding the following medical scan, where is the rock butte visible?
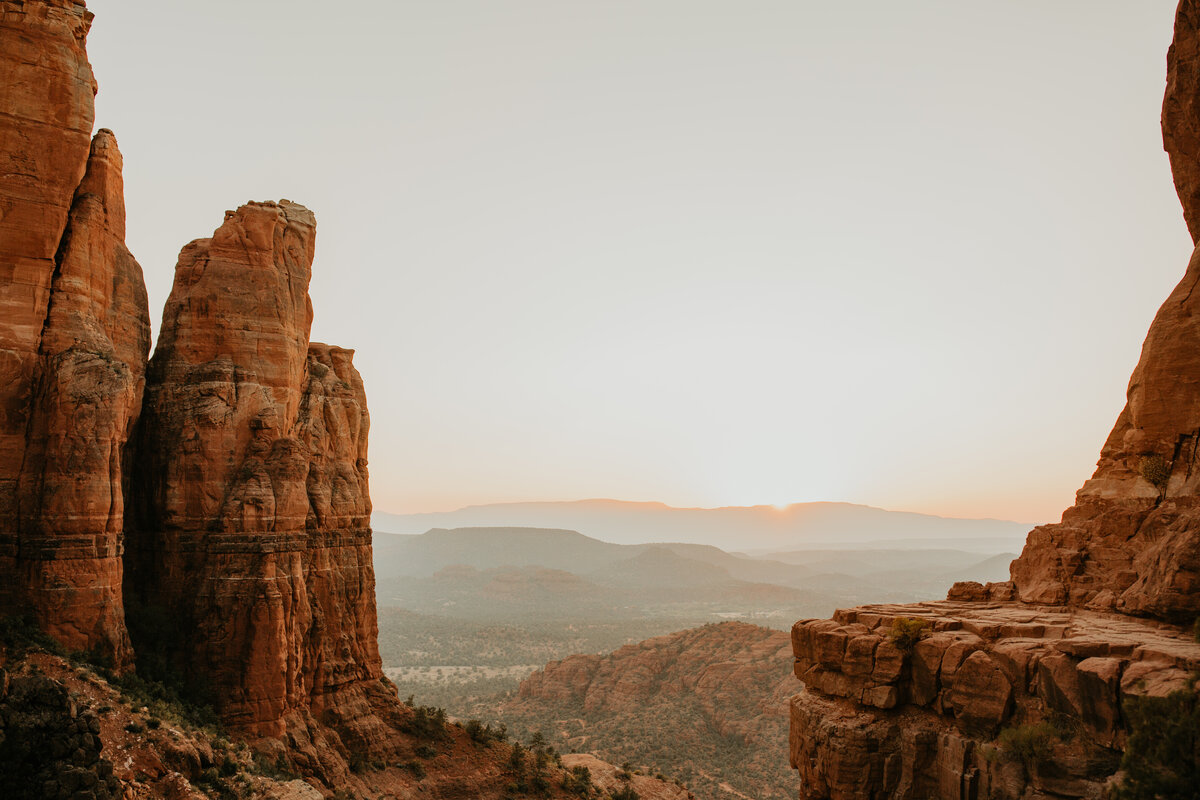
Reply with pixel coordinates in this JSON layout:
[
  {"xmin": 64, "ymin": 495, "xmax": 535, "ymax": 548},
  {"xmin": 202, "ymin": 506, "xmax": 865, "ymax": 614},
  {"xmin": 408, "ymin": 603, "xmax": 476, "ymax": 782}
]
[{"xmin": 789, "ymin": 2, "xmax": 1200, "ymax": 797}]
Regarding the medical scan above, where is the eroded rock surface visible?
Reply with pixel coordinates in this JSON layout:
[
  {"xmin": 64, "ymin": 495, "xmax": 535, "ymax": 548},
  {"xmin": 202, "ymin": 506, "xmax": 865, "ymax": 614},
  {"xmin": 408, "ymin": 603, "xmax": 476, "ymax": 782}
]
[
  {"xmin": 1164, "ymin": 0, "xmax": 1200, "ymax": 242},
  {"xmin": 125, "ymin": 201, "xmax": 393, "ymax": 779},
  {"xmin": 790, "ymin": 601, "xmax": 1200, "ymax": 799},
  {"xmin": 0, "ymin": 0, "xmax": 148, "ymax": 667},
  {"xmin": 1009, "ymin": 0, "xmax": 1200, "ymax": 622},
  {"xmin": 507, "ymin": 622, "xmax": 797, "ymax": 800}
]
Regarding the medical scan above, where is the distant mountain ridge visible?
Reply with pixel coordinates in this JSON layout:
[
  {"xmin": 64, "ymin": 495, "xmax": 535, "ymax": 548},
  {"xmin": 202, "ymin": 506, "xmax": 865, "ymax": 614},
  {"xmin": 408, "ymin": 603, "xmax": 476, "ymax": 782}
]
[
  {"xmin": 372, "ymin": 526, "xmax": 1015, "ymax": 623},
  {"xmin": 374, "ymin": 498, "xmax": 1033, "ymax": 551}
]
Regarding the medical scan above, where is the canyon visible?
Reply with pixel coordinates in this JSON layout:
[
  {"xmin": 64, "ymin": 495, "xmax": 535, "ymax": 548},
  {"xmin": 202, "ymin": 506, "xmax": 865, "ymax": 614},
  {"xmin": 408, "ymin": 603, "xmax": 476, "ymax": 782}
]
[
  {"xmin": 787, "ymin": 1, "xmax": 1200, "ymax": 797},
  {"xmin": 7, "ymin": 1, "xmax": 1200, "ymax": 799}
]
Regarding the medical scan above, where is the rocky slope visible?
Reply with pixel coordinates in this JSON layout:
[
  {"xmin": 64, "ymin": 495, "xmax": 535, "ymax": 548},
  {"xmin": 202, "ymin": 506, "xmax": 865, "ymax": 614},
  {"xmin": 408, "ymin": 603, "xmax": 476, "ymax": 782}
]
[
  {"xmin": 500, "ymin": 622, "xmax": 796, "ymax": 800},
  {"xmin": 788, "ymin": 2, "xmax": 1200, "ymax": 797},
  {"xmin": 1, "ymin": 630, "xmax": 676, "ymax": 800}
]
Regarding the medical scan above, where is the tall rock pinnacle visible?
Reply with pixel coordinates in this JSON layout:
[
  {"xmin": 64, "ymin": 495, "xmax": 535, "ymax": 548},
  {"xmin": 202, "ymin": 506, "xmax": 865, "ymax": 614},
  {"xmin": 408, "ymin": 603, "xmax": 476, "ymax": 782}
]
[
  {"xmin": 125, "ymin": 201, "xmax": 390, "ymax": 771},
  {"xmin": 0, "ymin": 1, "xmax": 148, "ymax": 667}
]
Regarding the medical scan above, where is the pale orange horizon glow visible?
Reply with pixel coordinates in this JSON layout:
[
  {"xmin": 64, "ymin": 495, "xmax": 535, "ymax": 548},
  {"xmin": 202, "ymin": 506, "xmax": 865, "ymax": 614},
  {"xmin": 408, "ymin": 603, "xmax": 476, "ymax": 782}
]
[{"xmin": 86, "ymin": 1, "xmax": 1183, "ymax": 528}]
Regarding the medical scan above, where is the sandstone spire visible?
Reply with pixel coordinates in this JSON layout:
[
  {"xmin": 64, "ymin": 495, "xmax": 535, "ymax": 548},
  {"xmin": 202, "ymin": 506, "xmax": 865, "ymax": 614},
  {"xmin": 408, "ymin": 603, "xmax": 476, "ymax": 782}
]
[
  {"xmin": 125, "ymin": 201, "xmax": 395, "ymax": 778},
  {"xmin": 0, "ymin": 1, "xmax": 148, "ymax": 667}
]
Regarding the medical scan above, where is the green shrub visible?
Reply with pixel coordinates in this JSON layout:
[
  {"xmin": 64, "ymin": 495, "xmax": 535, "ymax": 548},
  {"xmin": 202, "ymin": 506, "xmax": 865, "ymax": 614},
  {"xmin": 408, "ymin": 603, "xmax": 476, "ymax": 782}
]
[
  {"xmin": 609, "ymin": 787, "xmax": 640, "ymax": 800},
  {"xmin": 465, "ymin": 718, "xmax": 507, "ymax": 745},
  {"xmin": 402, "ymin": 703, "xmax": 449, "ymax": 743},
  {"xmin": 563, "ymin": 765, "xmax": 595, "ymax": 797},
  {"xmin": 887, "ymin": 617, "xmax": 929, "ymax": 653},
  {"xmin": 1140, "ymin": 455, "xmax": 1171, "ymax": 491},
  {"xmin": 0, "ymin": 614, "xmax": 66, "ymax": 657},
  {"xmin": 403, "ymin": 759, "xmax": 426, "ymax": 780},
  {"xmin": 1112, "ymin": 683, "xmax": 1200, "ymax": 799},
  {"xmin": 111, "ymin": 671, "xmax": 221, "ymax": 733},
  {"xmin": 250, "ymin": 753, "xmax": 297, "ymax": 780},
  {"xmin": 998, "ymin": 722, "xmax": 1056, "ymax": 767}
]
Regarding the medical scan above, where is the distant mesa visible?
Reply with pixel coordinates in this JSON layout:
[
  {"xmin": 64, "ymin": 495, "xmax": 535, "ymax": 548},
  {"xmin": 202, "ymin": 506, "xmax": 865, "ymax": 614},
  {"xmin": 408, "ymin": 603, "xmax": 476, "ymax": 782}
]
[{"xmin": 374, "ymin": 498, "xmax": 1032, "ymax": 551}]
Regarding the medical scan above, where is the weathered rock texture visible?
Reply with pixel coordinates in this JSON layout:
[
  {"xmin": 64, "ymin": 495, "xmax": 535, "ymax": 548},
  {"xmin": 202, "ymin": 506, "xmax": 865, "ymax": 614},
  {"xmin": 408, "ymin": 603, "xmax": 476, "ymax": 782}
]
[
  {"xmin": 1165, "ymin": 0, "xmax": 1200, "ymax": 243},
  {"xmin": 504, "ymin": 622, "xmax": 796, "ymax": 800},
  {"xmin": 790, "ymin": 4, "xmax": 1200, "ymax": 797},
  {"xmin": 0, "ymin": 0, "xmax": 148, "ymax": 668},
  {"xmin": 790, "ymin": 600, "xmax": 1200, "ymax": 799},
  {"xmin": 123, "ymin": 200, "xmax": 399, "ymax": 778},
  {"xmin": 0, "ymin": 670, "xmax": 122, "ymax": 800},
  {"xmin": 1011, "ymin": 0, "xmax": 1200, "ymax": 622}
]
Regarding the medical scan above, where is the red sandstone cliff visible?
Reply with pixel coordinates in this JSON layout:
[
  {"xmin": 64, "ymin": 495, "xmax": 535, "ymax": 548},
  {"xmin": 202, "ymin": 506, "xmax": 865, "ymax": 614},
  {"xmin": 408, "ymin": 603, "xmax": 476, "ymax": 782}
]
[
  {"xmin": 122, "ymin": 199, "xmax": 398, "ymax": 781},
  {"xmin": 1010, "ymin": 0, "xmax": 1200, "ymax": 621},
  {"xmin": 788, "ymin": 3, "xmax": 1200, "ymax": 797},
  {"xmin": 0, "ymin": 0, "xmax": 149, "ymax": 669}
]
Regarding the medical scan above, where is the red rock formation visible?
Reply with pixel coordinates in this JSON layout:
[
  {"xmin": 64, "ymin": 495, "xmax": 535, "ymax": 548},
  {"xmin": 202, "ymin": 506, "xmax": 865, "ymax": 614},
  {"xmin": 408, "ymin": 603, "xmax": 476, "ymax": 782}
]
[
  {"xmin": 790, "ymin": 601, "xmax": 1200, "ymax": 799},
  {"xmin": 0, "ymin": 0, "xmax": 148, "ymax": 667},
  {"xmin": 124, "ymin": 200, "xmax": 398, "ymax": 780},
  {"xmin": 789, "ymin": 5, "xmax": 1200, "ymax": 797},
  {"xmin": 1009, "ymin": 0, "xmax": 1200, "ymax": 623},
  {"xmin": 1165, "ymin": 0, "xmax": 1200, "ymax": 243},
  {"xmin": 1008, "ymin": 1, "xmax": 1200, "ymax": 620}
]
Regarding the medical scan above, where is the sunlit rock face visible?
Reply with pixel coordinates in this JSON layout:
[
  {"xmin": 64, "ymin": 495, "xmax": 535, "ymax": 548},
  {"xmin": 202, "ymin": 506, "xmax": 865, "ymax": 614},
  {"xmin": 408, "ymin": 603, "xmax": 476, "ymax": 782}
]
[
  {"xmin": 125, "ymin": 201, "xmax": 395, "ymax": 768},
  {"xmin": 1010, "ymin": 0, "xmax": 1200, "ymax": 622},
  {"xmin": 0, "ymin": 0, "xmax": 149, "ymax": 668}
]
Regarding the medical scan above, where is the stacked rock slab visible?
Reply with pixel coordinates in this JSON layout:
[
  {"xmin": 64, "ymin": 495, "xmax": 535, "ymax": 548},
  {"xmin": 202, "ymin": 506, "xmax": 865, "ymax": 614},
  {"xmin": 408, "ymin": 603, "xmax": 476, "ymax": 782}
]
[
  {"xmin": 789, "ymin": 600, "xmax": 1200, "ymax": 799},
  {"xmin": 0, "ymin": 0, "xmax": 149, "ymax": 668},
  {"xmin": 790, "ymin": 2, "xmax": 1200, "ymax": 797},
  {"xmin": 123, "ymin": 200, "xmax": 403, "ymax": 777}
]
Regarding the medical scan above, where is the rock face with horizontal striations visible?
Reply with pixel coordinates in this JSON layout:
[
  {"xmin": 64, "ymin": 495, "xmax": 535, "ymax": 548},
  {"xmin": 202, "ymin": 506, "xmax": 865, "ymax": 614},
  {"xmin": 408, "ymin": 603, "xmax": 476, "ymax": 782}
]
[
  {"xmin": 0, "ymin": 0, "xmax": 149, "ymax": 669},
  {"xmin": 789, "ymin": 601, "xmax": 1200, "ymax": 799},
  {"xmin": 124, "ymin": 200, "xmax": 400, "ymax": 779}
]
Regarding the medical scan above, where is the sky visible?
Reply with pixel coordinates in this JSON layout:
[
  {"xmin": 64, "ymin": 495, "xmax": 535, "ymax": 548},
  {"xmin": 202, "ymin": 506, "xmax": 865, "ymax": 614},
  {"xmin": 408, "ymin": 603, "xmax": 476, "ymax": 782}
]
[{"xmin": 84, "ymin": 0, "xmax": 1191, "ymax": 523}]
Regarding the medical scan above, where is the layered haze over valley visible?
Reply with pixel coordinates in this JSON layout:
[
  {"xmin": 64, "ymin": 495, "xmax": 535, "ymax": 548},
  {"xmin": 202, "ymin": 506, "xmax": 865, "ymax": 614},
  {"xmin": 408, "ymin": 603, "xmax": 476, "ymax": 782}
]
[{"xmin": 369, "ymin": 501, "xmax": 1028, "ymax": 798}]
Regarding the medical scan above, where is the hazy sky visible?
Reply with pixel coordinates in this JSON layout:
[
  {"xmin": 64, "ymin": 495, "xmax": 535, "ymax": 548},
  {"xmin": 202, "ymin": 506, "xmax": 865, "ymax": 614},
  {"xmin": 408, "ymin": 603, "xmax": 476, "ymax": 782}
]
[{"xmin": 84, "ymin": 1, "xmax": 1190, "ymax": 523}]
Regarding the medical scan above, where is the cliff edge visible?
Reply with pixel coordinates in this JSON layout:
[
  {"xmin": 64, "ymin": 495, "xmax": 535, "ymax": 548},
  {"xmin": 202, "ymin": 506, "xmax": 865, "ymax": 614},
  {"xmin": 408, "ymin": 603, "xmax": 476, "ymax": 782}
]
[{"xmin": 788, "ymin": 3, "xmax": 1200, "ymax": 798}]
